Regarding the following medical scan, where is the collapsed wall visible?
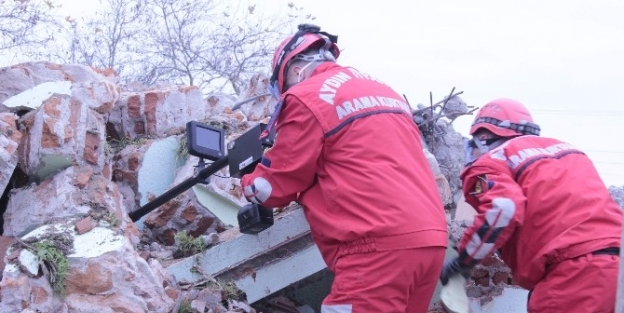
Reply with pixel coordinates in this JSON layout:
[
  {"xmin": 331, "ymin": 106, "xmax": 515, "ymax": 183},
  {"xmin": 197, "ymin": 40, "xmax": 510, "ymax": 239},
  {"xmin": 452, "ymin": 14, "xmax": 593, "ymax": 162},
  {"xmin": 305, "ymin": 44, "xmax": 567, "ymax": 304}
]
[{"xmin": 0, "ymin": 62, "xmax": 621, "ymax": 313}]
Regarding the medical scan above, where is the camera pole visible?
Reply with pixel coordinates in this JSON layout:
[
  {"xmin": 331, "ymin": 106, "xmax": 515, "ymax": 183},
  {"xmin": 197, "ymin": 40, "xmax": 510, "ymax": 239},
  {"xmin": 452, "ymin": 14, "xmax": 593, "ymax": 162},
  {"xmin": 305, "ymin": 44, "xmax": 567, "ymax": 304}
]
[{"xmin": 129, "ymin": 156, "xmax": 229, "ymax": 222}]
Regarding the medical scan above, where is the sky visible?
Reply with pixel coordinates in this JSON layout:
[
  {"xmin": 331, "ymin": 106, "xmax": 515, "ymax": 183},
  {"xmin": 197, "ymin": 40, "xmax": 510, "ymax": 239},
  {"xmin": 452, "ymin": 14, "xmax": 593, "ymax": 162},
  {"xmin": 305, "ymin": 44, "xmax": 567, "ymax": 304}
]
[
  {"xmin": 291, "ymin": 0, "xmax": 624, "ymax": 187},
  {"xmin": 48, "ymin": 0, "xmax": 624, "ymax": 187}
]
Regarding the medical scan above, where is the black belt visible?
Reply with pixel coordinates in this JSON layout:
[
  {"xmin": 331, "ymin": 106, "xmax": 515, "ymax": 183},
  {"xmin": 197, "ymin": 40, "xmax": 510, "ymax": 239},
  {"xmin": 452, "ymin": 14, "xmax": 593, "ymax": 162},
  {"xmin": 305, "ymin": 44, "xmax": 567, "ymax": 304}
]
[{"xmin": 591, "ymin": 247, "xmax": 620, "ymax": 256}]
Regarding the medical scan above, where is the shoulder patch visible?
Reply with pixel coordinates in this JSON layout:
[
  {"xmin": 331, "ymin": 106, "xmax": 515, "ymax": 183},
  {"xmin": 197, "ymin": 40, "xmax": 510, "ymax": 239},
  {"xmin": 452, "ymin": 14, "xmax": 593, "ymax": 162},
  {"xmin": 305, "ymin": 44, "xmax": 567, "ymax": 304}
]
[{"xmin": 469, "ymin": 175, "xmax": 489, "ymax": 196}]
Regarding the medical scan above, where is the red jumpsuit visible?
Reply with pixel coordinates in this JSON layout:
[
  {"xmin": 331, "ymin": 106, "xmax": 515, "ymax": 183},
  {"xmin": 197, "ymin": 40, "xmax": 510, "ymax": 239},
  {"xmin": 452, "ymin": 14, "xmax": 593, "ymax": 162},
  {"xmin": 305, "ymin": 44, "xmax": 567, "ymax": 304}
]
[
  {"xmin": 242, "ymin": 63, "xmax": 448, "ymax": 313},
  {"xmin": 460, "ymin": 135, "xmax": 621, "ymax": 313}
]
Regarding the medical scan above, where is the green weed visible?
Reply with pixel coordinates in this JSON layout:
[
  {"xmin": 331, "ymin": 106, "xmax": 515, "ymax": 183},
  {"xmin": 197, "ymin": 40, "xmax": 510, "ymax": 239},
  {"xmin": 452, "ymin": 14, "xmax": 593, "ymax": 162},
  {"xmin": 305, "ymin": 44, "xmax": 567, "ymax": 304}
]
[{"xmin": 174, "ymin": 231, "xmax": 206, "ymax": 258}]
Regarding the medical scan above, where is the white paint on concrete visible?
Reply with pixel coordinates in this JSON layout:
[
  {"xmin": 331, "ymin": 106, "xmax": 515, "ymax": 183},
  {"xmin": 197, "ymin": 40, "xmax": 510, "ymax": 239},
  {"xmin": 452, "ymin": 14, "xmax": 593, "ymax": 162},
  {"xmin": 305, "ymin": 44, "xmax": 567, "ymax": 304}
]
[
  {"xmin": 192, "ymin": 184, "xmax": 240, "ymax": 227},
  {"xmin": 68, "ymin": 227, "xmax": 125, "ymax": 258},
  {"xmin": 234, "ymin": 245, "xmax": 326, "ymax": 303},
  {"xmin": 22, "ymin": 223, "xmax": 72, "ymax": 239},
  {"xmin": 167, "ymin": 208, "xmax": 312, "ymax": 283},
  {"xmin": 138, "ymin": 137, "xmax": 184, "ymax": 206},
  {"xmin": 3, "ymin": 263, "xmax": 19, "ymax": 274},
  {"xmin": 3, "ymin": 81, "xmax": 72, "ymax": 109},
  {"xmin": 18, "ymin": 249, "xmax": 39, "ymax": 276},
  {"xmin": 21, "ymin": 222, "xmax": 125, "ymax": 259},
  {"xmin": 469, "ymin": 287, "xmax": 528, "ymax": 313}
]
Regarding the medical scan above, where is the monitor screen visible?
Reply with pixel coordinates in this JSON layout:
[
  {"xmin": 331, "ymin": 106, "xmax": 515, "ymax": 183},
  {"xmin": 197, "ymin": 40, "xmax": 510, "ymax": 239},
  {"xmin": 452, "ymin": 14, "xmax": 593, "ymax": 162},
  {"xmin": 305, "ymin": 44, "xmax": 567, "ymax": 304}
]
[
  {"xmin": 195, "ymin": 126, "xmax": 221, "ymax": 151},
  {"xmin": 186, "ymin": 121, "xmax": 225, "ymax": 161}
]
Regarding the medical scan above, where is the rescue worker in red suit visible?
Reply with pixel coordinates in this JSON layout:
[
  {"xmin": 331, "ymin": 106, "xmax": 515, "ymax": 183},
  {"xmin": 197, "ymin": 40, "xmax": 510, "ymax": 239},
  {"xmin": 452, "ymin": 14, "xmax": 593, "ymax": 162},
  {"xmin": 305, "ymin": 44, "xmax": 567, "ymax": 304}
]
[
  {"xmin": 440, "ymin": 98, "xmax": 622, "ymax": 312},
  {"xmin": 240, "ymin": 24, "xmax": 448, "ymax": 313}
]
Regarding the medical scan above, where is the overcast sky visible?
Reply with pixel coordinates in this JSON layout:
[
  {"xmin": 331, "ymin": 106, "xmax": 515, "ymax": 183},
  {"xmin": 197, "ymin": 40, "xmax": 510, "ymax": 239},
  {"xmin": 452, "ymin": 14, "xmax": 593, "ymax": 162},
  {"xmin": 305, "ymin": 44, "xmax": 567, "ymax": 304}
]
[
  {"xmin": 54, "ymin": 0, "xmax": 624, "ymax": 186},
  {"xmin": 290, "ymin": 0, "xmax": 624, "ymax": 187}
]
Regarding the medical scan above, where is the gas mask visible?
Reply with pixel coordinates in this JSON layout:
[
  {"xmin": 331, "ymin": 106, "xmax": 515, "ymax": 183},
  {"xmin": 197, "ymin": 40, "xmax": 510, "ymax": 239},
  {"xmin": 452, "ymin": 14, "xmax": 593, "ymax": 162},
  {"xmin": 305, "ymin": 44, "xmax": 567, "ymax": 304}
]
[{"xmin": 297, "ymin": 61, "xmax": 315, "ymax": 83}]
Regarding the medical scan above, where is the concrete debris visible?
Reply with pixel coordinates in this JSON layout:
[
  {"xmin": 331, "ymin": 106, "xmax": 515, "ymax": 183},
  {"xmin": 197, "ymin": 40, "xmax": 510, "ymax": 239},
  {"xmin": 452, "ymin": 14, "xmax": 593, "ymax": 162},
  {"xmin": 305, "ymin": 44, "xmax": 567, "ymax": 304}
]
[
  {"xmin": 1, "ymin": 220, "xmax": 174, "ymax": 313},
  {"xmin": 17, "ymin": 93, "xmax": 108, "ymax": 182},
  {"xmin": 17, "ymin": 248, "xmax": 39, "ymax": 277},
  {"xmin": 3, "ymin": 81, "xmax": 72, "ymax": 111},
  {"xmin": 0, "ymin": 112, "xmax": 21, "ymax": 195},
  {"xmin": 234, "ymin": 73, "xmax": 276, "ymax": 122},
  {"xmin": 0, "ymin": 61, "xmax": 620, "ymax": 313},
  {"xmin": 610, "ymin": 186, "xmax": 624, "ymax": 209},
  {"xmin": 108, "ymin": 85, "xmax": 206, "ymax": 140},
  {"xmin": 424, "ymin": 149, "xmax": 453, "ymax": 206},
  {"xmin": 0, "ymin": 62, "xmax": 119, "ymax": 110},
  {"xmin": 3, "ymin": 165, "xmax": 139, "ymax": 244},
  {"xmin": 427, "ymin": 119, "xmax": 466, "ymax": 197}
]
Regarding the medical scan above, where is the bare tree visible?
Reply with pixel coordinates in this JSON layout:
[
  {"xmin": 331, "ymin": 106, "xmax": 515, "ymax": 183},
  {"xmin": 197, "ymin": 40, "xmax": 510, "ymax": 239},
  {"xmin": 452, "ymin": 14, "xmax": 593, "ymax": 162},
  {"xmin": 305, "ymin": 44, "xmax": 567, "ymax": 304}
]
[
  {"xmin": 0, "ymin": 0, "xmax": 59, "ymax": 55},
  {"xmin": 51, "ymin": 0, "xmax": 145, "ymax": 73},
  {"xmin": 132, "ymin": 0, "xmax": 313, "ymax": 94},
  {"xmin": 1, "ymin": 0, "xmax": 313, "ymax": 96}
]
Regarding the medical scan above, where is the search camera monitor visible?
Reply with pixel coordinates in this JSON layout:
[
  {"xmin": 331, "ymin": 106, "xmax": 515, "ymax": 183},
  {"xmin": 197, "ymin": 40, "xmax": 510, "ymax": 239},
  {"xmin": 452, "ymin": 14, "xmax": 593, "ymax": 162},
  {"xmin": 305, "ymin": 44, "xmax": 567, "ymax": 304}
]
[{"xmin": 186, "ymin": 121, "xmax": 225, "ymax": 161}]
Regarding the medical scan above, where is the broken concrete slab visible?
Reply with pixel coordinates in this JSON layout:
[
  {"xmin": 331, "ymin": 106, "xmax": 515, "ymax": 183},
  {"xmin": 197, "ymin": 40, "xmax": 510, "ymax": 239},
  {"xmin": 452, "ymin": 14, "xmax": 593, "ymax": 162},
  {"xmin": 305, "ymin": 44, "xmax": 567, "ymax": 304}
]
[
  {"xmin": 17, "ymin": 248, "xmax": 39, "ymax": 277},
  {"xmin": 234, "ymin": 74, "xmax": 275, "ymax": 122},
  {"xmin": 205, "ymin": 93, "xmax": 236, "ymax": 116},
  {"xmin": 1, "ymin": 221, "xmax": 175, "ymax": 313},
  {"xmin": 192, "ymin": 184, "xmax": 241, "ymax": 227},
  {"xmin": 17, "ymin": 93, "xmax": 107, "ymax": 182},
  {"xmin": 3, "ymin": 166, "xmax": 138, "ymax": 244},
  {"xmin": 428, "ymin": 119, "xmax": 466, "ymax": 196},
  {"xmin": 0, "ymin": 112, "xmax": 21, "ymax": 195},
  {"xmin": 112, "ymin": 136, "xmax": 184, "ymax": 216},
  {"xmin": 234, "ymin": 244, "xmax": 325, "ymax": 303},
  {"xmin": 108, "ymin": 86, "xmax": 207, "ymax": 140},
  {"xmin": 0, "ymin": 236, "xmax": 16, "ymax": 278},
  {"xmin": 0, "ymin": 62, "xmax": 119, "ymax": 105},
  {"xmin": 2, "ymin": 81, "xmax": 71, "ymax": 111},
  {"xmin": 424, "ymin": 149, "xmax": 453, "ymax": 206},
  {"xmin": 166, "ymin": 207, "xmax": 314, "ymax": 290},
  {"xmin": 138, "ymin": 137, "xmax": 185, "ymax": 206}
]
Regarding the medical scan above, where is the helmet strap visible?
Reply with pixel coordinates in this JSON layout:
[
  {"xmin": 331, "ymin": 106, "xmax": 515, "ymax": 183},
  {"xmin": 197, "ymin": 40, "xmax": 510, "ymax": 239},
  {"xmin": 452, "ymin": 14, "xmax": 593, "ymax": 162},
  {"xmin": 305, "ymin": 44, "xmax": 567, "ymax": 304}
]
[{"xmin": 297, "ymin": 61, "xmax": 315, "ymax": 83}]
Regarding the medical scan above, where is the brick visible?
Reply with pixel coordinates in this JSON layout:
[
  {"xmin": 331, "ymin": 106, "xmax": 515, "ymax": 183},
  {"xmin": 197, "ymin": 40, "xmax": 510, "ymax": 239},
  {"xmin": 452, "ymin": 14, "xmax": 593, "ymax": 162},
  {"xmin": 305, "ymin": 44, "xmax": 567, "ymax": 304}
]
[
  {"xmin": 471, "ymin": 268, "xmax": 489, "ymax": 279},
  {"xmin": 465, "ymin": 285, "xmax": 484, "ymax": 298},
  {"xmin": 75, "ymin": 216, "xmax": 94, "ymax": 235},
  {"xmin": 474, "ymin": 276, "xmax": 490, "ymax": 287},
  {"xmin": 127, "ymin": 95, "xmax": 142, "ymax": 119},
  {"xmin": 492, "ymin": 271, "xmax": 512, "ymax": 285},
  {"xmin": 180, "ymin": 205, "xmax": 199, "ymax": 222},
  {"xmin": 83, "ymin": 132, "xmax": 100, "ymax": 164}
]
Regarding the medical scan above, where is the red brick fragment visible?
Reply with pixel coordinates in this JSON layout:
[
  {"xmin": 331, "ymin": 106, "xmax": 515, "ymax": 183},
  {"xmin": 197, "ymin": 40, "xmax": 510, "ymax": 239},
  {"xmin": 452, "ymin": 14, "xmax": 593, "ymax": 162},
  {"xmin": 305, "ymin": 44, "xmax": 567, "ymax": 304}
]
[{"xmin": 75, "ymin": 216, "xmax": 95, "ymax": 235}]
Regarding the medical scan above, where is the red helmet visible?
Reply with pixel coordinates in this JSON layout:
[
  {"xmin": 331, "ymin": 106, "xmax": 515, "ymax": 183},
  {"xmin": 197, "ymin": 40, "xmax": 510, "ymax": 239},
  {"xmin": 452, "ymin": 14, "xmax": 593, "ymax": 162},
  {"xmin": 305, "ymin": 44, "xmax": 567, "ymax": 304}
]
[
  {"xmin": 470, "ymin": 98, "xmax": 540, "ymax": 137},
  {"xmin": 270, "ymin": 25, "xmax": 339, "ymax": 94}
]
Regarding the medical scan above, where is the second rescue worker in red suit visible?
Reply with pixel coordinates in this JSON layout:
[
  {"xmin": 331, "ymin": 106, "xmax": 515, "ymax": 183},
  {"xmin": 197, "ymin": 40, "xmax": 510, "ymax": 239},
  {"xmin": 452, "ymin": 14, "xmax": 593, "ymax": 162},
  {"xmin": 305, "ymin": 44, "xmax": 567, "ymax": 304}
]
[
  {"xmin": 440, "ymin": 98, "xmax": 622, "ymax": 312},
  {"xmin": 240, "ymin": 24, "xmax": 448, "ymax": 313}
]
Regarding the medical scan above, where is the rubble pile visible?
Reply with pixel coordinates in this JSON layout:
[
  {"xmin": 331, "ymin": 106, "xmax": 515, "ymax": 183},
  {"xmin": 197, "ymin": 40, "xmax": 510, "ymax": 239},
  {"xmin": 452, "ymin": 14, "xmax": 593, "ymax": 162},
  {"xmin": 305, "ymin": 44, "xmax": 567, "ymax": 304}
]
[
  {"xmin": 0, "ymin": 62, "xmax": 275, "ymax": 313},
  {"xmin": 1, "ymin": 61, "xmax": 619, "ymax": 313}
]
